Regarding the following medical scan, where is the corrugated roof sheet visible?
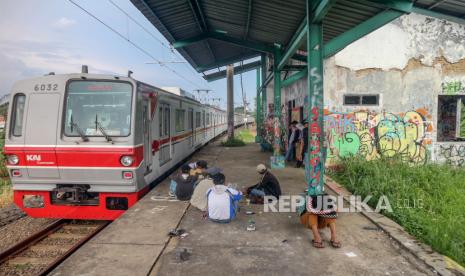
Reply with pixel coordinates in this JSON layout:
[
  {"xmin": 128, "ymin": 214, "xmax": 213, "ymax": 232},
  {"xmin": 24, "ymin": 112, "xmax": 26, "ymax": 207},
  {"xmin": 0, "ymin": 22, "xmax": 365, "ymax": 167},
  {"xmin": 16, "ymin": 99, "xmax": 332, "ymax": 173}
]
[{"xmin": 131, "ymin": 0, "xmax": 465, "ymax": 73}]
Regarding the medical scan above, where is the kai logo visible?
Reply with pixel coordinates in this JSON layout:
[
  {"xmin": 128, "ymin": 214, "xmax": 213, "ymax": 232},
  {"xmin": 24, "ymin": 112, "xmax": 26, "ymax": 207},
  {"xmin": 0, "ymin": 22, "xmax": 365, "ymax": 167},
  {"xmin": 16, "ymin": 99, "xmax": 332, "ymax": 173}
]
[{"xmin": 26, "ymin": 155, "xmax": 41, "ymax": 162}]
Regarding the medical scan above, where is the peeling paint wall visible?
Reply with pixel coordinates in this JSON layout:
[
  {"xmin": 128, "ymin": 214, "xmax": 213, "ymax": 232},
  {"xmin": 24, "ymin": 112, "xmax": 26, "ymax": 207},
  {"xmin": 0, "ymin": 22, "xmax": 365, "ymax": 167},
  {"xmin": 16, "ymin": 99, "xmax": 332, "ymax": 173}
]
[{"xmin": 278, "ymin": 12, "xmax": 465, "ymax": 166}]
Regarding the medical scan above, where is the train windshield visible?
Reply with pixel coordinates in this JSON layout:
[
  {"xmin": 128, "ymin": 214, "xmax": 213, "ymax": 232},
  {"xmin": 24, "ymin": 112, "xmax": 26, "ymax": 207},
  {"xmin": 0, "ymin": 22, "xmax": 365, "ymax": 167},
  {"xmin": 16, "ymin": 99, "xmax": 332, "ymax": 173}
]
[{"xmin": 64, "ymin": 81, "xmax": 133, "ymax": 138}]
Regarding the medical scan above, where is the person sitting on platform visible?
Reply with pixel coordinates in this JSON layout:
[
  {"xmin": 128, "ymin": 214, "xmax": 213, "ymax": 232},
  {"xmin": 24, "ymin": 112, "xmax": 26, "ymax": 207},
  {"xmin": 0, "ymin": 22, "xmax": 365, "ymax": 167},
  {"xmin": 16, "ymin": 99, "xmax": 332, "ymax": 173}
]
[
  {"xmin": 190, "ymin": 160, "xmax": 208, "ymax": 180},
  {"xmin": 245, "ymin": 164, "xmax": 282, "ymax": 204},
  {"xmin": 298, "ymin": 194, "xmax": 341, "ymax": 248},
  {"xmin": 206, "ymin": 173, "xmax": 242, "ymax": 223},
  {"xmin": 190, "ymin": 167, "xmax": 221, "ymax": 211},
  {"xmin": 169, "ymin": 164, "xmax": 198, "ymax": 200}
]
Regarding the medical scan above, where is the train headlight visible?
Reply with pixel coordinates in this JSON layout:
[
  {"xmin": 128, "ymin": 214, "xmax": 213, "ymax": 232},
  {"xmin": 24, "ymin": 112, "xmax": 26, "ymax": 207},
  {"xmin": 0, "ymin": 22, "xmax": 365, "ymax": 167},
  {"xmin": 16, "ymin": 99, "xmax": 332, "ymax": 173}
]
[
  {"xmin": 120, "ymin": 156, "xmax": 134, "ymax": 167},
  {"xmin": 7, "ymin": 154, "xmax": 19, "ymax": 165}
]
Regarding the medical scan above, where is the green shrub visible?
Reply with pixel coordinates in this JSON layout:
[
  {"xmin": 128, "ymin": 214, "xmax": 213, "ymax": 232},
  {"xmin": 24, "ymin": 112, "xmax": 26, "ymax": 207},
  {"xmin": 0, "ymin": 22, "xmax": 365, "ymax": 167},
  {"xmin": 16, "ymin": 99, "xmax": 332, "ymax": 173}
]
[
  {"xmin": 221, "ymin": 138, "xmax": 246, "ymax": 147},
  {"xmin": 329, "ymin": 157, "xmax": 465, "ymax": 267}
]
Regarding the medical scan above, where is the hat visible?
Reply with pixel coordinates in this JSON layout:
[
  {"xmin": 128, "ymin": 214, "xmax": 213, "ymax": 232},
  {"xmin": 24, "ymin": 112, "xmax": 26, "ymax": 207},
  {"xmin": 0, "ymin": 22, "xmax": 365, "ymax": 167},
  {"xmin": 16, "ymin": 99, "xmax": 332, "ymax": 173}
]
[
  {"xmin": 205, "ymin": 167, "xmax": 223, "ymax": 176},
  {"xmin": 302, "ymin": 120, "xmax": 308, "ymax": 124},
  {"xmin": 256, "ymin": 164, "xmax": 267, "ymax": 173},
  {"xmin": 291, "ymin": 120, "xmax": 298, "ymax": 125}
]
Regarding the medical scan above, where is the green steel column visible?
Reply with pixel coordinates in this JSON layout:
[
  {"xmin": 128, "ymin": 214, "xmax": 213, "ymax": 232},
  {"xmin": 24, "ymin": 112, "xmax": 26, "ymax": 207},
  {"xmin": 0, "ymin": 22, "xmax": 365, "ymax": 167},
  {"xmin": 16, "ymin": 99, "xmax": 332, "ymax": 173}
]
[
  {"xmin": 255, "ymin": 68, "xmax": 262, "ymax": 142},
  {"xmin": 306, "ymin": 1, "xmax": 325, "ymax": 196},
  {"xmin": 261, "ymin": 54, "xmax": 267, "ymax": 121},
  {"xmin": 272, "ymin": 46, "xmax": 283, "ymax": 158}
]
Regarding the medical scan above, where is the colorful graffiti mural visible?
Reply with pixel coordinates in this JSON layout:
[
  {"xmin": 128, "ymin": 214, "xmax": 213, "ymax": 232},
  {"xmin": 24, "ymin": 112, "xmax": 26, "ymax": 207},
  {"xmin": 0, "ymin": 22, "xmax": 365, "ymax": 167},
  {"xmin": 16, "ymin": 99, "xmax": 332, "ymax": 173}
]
[{"xmin": 325, "ymin": 110, "xmax": 433, "ymax": 165}]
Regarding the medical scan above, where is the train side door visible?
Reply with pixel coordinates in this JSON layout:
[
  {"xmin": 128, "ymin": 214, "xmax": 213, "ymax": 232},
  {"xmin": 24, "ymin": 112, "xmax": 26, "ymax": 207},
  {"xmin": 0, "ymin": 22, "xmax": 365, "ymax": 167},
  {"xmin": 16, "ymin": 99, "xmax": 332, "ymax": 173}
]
[
  {"xmin": 142, "ymin": 100, "xmax": 152, "ymax": 174},
  {"xmin": 159, "ymin": 103, "xmax": 171, "ymax": 166},
  {"xmin": 202, "ymin": 110, "xmax": 206, "ymax": 140},
  {"xmin": 189, "ymin": 108, "xmax": 194, "ymax": 147}
]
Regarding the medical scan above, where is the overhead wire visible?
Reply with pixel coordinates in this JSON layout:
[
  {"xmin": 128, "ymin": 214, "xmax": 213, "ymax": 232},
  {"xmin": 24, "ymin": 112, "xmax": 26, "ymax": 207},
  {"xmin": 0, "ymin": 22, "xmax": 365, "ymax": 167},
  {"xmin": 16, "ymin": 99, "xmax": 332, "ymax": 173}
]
[
  {"xmin": 107, "ymin": 0, "xmax": 212, "ymax": 90},
  {"xmin": 68, "ymin": 0, "xmax": 203, "ymax": 89}
]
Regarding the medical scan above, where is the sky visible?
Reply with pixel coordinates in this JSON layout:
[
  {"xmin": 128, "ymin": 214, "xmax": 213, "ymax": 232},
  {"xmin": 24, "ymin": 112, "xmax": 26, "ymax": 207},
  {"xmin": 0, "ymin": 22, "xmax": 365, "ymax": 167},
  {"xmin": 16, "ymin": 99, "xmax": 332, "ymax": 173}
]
[{"xmin": 0, "ymin": 0, "xmax": 257, "ymax": 110}]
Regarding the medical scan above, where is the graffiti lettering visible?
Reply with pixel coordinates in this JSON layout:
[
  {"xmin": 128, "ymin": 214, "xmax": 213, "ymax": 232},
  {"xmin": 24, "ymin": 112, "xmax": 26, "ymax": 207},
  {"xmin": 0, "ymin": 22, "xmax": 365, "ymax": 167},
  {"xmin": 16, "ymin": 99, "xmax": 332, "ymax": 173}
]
[
  {"xmin": 325, "ymin": 110, "xmax": 432, "ymax": 165},
  {"xmin": 442, "ymin": 81, "xmax": 464, "ymax": 95}
]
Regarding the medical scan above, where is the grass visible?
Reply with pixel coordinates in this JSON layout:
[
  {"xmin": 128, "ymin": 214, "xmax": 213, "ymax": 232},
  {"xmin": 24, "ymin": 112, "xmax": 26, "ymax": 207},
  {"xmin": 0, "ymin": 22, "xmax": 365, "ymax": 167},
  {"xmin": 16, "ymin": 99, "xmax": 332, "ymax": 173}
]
[
  {"xmin": 329, "ymin": 157, "xmax": 465, "ymax": 267},
  {"xmin": 0, "ymin": 130, "xmax": 12, "ymax": 207},
  {"xmin": 221, "ymin": 128, "xmax": 255, "ymax": 147},
  {"xmin": 0, "ymin": 180, "xmax": 13, "ymax": 207}
]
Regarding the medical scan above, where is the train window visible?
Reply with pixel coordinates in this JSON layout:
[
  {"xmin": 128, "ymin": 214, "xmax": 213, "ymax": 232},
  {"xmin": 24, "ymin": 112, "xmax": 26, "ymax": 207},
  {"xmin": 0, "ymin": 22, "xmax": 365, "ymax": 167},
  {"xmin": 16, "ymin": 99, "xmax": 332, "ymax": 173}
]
[
  {"xmin": 64, "ymin": 81, "xmax": 133, "ymax": 137},
  {"xmin": 175, "ymin": 109, "xmax": 185, "ymax": 132},
  {"xmin": 164, "ymin": 107, "xmax": 170, "ymax": 136},
  {"xmin": 11, "ymin": 94, "xmax": 26, "ymax": 137},
  {"xmin": 158, "ymin": 107, "xmax": 163, "ymax": 137},
  {"xmin": 195, "ymin": 111, "xmax": 201, "ymax": 128},
  {"xmin": 206, "ymin": 113, "xmax": 210, "ymax": 125},
  {"xmin": 188, "ymin": 109, "xmax": 193, "ymax": 130}
]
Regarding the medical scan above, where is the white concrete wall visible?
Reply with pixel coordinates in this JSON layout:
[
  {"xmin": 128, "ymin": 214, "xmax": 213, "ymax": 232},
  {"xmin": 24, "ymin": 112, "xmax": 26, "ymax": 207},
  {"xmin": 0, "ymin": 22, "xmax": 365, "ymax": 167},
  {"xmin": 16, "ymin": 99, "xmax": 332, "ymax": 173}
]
[{"xmin": 271, "ymin": 12, "xmax": 465, "ymax": 166}]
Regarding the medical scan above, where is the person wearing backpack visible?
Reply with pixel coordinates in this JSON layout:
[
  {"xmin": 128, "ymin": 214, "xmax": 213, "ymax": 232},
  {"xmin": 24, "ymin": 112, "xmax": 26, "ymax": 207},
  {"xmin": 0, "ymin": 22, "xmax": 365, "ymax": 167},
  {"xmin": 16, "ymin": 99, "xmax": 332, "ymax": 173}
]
[{"xmin": 206, "ymin": 173, "xmax": 242, "ymax": 223}]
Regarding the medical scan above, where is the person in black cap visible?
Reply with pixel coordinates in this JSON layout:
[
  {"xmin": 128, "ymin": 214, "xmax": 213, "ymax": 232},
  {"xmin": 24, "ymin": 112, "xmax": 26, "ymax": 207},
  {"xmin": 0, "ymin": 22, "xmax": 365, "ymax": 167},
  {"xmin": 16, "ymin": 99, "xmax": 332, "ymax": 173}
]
[
  {"xmin": 296, "ymin": 120, "xmax": 308, "ymax": 168},
  {"xmin": 245, "ymin": 164, "xmax": 282, "ymax": 204}
]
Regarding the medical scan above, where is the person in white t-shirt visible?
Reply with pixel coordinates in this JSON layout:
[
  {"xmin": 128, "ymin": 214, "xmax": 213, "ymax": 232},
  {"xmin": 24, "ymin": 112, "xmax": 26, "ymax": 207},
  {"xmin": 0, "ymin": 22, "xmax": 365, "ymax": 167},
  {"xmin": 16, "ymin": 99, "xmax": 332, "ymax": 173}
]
[{"xmin": 206, "ymin": 173, "xmax": 242, "ymax": 223}]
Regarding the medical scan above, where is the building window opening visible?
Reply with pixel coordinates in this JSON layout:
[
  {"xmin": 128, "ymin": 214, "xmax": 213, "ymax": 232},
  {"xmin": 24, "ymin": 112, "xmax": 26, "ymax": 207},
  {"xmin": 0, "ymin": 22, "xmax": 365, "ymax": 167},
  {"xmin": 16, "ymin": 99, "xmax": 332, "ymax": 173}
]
[
  {"xmin": 438, "ymin": 95, "xmax": 465, "ymax": 141},
  {"xmin": 343, "ymin": 94, "xmax": 379, "ymax": 106}
]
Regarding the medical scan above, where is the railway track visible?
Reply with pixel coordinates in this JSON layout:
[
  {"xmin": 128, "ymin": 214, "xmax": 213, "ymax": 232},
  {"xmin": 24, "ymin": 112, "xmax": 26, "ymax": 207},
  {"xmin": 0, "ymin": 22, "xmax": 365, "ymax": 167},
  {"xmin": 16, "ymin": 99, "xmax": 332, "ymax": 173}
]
[{"xmin": 0, "ymin": 219, "xmax": 109, "ymax": 276}]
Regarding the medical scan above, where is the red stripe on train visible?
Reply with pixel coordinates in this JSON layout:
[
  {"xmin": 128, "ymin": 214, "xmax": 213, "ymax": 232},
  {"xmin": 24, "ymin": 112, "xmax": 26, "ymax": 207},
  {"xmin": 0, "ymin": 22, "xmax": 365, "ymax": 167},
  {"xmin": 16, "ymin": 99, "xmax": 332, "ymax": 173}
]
[
  {"xmin": 4, "ymin": 145, "xmax": 144, "ymax": 168},
  {"xmin": 4, "ymin": 124, "xmax": 227, "ymax": 167}
]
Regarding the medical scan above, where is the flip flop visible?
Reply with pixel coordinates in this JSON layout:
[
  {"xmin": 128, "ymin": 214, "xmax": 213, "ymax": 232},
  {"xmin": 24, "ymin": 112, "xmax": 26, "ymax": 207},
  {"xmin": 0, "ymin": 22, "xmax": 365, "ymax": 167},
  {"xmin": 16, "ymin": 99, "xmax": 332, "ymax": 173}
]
[
  {"xmin": 312, "ymin": 239, "xmax": 324, "ymax": 248},
  {"xmin": 330, "ymin": 240, "xmax": 342, "ymax": 248}
]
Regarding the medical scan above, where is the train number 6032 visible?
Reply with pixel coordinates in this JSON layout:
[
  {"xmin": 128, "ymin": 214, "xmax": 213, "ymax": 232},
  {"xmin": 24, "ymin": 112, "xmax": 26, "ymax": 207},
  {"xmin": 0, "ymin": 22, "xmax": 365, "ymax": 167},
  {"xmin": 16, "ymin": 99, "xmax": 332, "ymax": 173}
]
[{"xmin": 34, "ymin": 83, "xmax": 58, "ymax": 92}]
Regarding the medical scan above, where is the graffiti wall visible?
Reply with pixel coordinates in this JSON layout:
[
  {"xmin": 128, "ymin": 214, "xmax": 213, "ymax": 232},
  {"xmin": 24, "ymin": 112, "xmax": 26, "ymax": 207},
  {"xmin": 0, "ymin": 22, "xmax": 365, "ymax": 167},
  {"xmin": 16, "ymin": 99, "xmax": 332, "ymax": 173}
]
[
  {"xmin": 325, "ymin": 109, "xmax": 434, "ymax": 165},
  {"xmin": 271, "ymin": 13, "xmax": 465, "ymax": 167}
]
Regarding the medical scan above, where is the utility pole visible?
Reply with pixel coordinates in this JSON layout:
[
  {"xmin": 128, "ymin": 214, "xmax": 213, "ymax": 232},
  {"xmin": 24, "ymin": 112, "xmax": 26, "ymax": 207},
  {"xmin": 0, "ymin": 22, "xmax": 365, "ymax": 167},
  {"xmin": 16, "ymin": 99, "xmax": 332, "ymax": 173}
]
[{"xmin": 226, "ymin": 65, "xmax": 234, "ymax": 140}]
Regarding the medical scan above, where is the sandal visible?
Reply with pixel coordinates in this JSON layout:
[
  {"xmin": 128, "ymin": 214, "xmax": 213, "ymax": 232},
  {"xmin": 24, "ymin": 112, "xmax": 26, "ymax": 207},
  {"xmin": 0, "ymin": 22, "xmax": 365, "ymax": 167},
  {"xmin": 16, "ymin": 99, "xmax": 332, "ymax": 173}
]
[
  {"xmin": 312, "ymin": 239, "xmax": 325, "ymax": 248},
  {"xmin": 330, "ymin": 240, "xmax": 342, "ymax": 248}
]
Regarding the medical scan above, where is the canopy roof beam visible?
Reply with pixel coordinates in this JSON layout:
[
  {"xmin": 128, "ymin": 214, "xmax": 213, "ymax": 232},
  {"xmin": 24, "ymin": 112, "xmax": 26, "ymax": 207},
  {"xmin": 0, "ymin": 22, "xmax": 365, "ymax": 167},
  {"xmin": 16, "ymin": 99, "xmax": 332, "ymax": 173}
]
[
  {"xmin": 244, "ymin": 0, "xmax": 253, "ymax": 39},
  {"xmin": 174, "ymin": 32, "xmax": 274, "ymax": 53},
  {"xmin": 203, "ymin": 61, "xmax": 261, "ymax": 82},
  {"xmin": 365, "ymin": 0, "xmax": 413, "ymax": 13},
  {"xmin": 187, "ymin": 0, "xmax": 216, "ymax": 62},
  {"xmin": 412, "ymin": 7, "xmax": 465, "ymax": 26},
  {"xmin": 195, "ymin": 52, "xmax": 259, "ymax": 72},
  {"xmin": 277, "ymin": 0, "xmax": 336, "ymax": 71}
]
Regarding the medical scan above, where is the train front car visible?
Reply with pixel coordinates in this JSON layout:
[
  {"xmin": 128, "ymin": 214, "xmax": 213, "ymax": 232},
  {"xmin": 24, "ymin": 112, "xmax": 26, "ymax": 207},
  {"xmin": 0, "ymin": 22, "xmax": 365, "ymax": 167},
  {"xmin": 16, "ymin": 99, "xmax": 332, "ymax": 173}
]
[{"xmin": 4, "ymin": 73, "xmax": 152, "ymax": 220}]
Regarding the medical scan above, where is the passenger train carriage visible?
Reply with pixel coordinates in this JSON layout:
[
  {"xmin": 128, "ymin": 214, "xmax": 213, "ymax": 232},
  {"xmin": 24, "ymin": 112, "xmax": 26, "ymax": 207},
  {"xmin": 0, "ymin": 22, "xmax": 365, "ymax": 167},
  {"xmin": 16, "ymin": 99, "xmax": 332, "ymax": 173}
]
[{"xmin": 4, "ymin": 71, "xmax": 248, "ymax": 220}]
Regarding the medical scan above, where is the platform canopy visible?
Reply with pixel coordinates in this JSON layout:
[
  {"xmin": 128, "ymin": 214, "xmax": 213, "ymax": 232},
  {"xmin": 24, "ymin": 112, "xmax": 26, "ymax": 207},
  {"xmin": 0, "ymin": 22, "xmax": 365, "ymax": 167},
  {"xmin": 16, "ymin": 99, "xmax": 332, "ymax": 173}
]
[
  {"xmin": 131, "ymin": 0, "xmax": 465, "ymax": 195},
  {"xmin": 130, "ymin": 0, "xmax": 465, "ymax": 82}
]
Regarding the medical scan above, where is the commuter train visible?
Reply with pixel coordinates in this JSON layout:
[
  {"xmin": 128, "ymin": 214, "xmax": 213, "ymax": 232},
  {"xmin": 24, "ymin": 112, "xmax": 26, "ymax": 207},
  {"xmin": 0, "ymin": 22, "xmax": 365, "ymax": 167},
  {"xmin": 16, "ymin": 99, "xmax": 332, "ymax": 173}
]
[{"xmin": 4, "ymin": 70, "xmax": 251, "ymax": 220}]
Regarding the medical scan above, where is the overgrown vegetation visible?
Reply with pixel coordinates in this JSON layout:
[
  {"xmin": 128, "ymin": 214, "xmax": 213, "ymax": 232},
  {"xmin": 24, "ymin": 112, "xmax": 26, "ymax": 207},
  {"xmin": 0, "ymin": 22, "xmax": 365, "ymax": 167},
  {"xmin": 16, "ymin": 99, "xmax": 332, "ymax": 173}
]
[
  {"xmin": 329, "ymin": 157, "xmax": 465, "ymax": 267},
  {"xmin": 0, "ymin": 130, "xmax": 12, "ymax": 207},
  {"xmin": 221, "ymin": 128, "xmax": 255, "ymax": 147}
]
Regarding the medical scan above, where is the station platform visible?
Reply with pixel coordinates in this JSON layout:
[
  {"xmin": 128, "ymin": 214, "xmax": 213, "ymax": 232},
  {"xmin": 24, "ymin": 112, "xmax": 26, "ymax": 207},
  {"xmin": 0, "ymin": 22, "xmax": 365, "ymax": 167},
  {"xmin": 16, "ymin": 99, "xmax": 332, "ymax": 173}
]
[{"xmin": 51, "ymin": 138, "xmax": 428, "ymax": 276}]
